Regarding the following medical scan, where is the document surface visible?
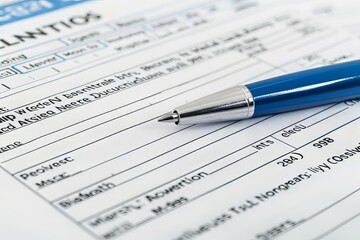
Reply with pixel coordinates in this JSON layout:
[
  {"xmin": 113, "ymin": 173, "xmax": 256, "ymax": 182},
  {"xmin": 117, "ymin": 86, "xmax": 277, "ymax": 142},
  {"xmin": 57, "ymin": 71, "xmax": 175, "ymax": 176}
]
[{"xmin": 0, "ymin": 0, "xmax": 360, "ymax": 239}]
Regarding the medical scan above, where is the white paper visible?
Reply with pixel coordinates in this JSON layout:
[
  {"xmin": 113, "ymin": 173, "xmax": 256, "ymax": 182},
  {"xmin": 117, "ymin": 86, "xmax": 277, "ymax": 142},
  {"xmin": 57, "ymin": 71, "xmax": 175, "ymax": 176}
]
[
  {"xmin": 266, "ymin": 0, "xmax": 360, "ymax": 34},
  {"xmin": 0, "ymin": 1, "xmax": 360, "ymax": 239}
]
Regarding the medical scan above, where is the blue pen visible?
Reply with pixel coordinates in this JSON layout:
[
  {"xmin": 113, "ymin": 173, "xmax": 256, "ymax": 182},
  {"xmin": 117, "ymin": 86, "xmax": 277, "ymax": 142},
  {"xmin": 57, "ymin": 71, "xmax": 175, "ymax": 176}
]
[{"xmin": 158, "ymin": 60, "xmax": 360, "ymax": 124}]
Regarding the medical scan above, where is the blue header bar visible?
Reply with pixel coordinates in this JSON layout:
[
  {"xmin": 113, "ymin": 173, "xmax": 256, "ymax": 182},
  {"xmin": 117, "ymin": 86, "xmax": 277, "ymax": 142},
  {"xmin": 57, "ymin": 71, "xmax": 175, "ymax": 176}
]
[{"xmin": 0, "ymin": 0, "xmax": 89, "ymax": 26}]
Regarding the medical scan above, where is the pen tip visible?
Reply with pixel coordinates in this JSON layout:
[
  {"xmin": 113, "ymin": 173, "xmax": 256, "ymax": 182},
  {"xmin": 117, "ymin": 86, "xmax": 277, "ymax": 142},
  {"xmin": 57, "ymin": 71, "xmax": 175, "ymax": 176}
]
[{"xmin": 158, "ymin": 112, "xmax": 179, "ymax": 124}]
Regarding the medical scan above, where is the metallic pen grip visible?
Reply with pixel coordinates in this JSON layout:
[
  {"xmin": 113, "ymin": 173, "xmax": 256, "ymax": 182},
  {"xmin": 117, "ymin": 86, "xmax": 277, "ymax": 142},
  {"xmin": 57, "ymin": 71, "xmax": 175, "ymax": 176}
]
[{"xmin": 174, "ymin": 85, "xmax": 255, "ymax": 124}]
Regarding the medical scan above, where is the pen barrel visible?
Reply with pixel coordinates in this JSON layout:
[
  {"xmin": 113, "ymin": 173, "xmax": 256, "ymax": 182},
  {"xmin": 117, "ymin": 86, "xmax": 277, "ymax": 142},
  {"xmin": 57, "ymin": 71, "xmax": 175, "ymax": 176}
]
[{"xmin": 246, "ymin": 60, "xmax": 360, "ymax": 117}]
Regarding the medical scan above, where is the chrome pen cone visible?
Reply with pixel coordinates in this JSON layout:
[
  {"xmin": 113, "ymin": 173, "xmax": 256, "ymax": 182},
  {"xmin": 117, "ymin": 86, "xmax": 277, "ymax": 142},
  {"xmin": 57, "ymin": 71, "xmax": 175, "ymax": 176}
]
[{"xmin": 158, "ymin": 112, "xmax": 179, "ymax": 123}]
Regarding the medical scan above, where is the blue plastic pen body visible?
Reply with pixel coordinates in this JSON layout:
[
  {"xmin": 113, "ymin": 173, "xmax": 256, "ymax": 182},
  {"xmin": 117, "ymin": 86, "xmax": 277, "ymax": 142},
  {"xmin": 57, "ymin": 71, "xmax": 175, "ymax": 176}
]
[{"xmin": 246, "ymin": 60, "xmax": 360, "ymax": 117}]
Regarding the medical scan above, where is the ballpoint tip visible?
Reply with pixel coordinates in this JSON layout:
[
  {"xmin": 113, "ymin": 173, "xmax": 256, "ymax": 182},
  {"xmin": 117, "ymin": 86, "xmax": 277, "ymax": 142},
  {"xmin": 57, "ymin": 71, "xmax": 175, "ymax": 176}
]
[{"xmin": 158, "ymin": 112, "xmax": 179, "ymax": 124}]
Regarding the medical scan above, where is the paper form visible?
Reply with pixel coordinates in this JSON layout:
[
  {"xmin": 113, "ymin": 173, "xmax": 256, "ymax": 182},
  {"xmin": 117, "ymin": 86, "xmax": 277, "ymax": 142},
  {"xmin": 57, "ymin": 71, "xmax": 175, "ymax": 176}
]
[
  {"xmin": 0, "ymin": 0, "xmax": 360, "ymax": 239},
  {"xmin": 270, "ymin": 0, "xmax": 360, "ymax": 35}
]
